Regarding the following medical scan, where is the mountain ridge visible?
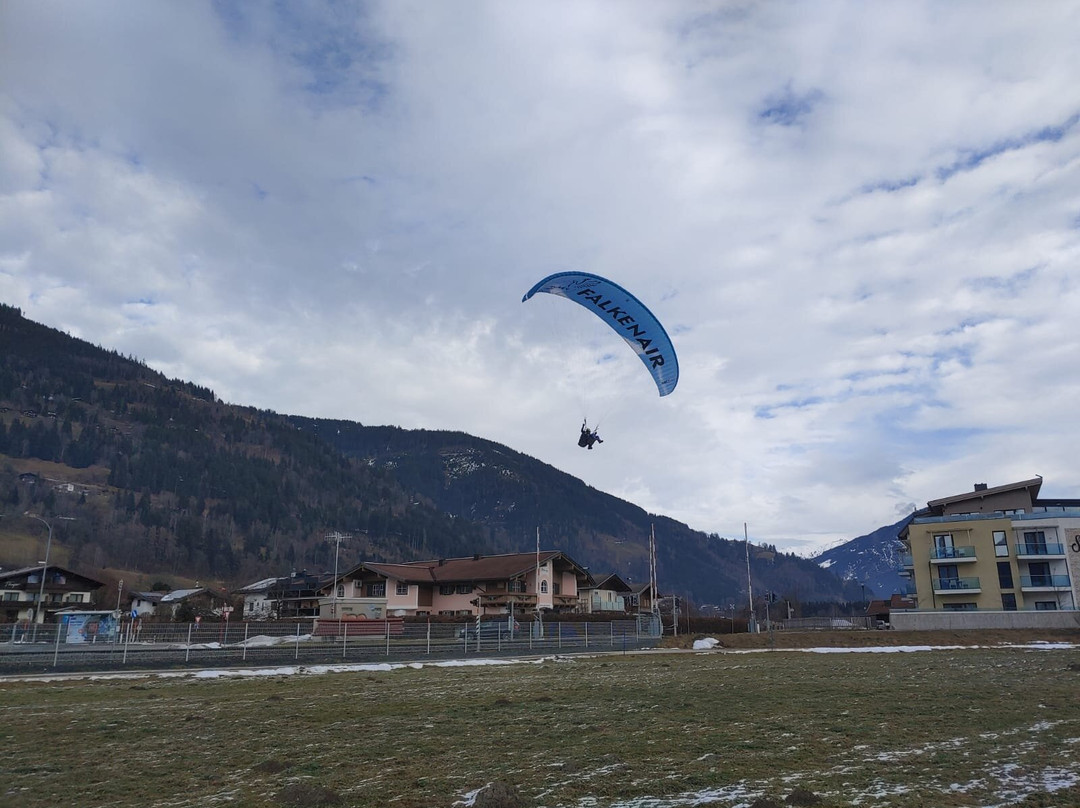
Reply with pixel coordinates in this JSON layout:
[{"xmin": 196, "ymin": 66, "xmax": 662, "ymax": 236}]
[{"xmin": 1, "ymin": 302, "xmax": 866, "ymax": 607}]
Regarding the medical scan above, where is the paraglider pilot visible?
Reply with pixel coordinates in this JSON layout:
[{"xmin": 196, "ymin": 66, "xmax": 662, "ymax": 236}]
[{"xmin": 578, "ymin": 421, "xmax": 603, "ymax": 450}]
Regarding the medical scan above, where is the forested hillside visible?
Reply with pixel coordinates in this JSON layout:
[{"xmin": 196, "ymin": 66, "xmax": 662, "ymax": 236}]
[{"xmin": 0, "ymin": 303, "xmax": 861, "ymax": 606}]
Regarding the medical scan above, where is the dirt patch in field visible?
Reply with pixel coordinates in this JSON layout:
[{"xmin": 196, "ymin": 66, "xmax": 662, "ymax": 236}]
[{"xmin": 660, "ymin": 627, "xmax": 1079, "ymax": 650}]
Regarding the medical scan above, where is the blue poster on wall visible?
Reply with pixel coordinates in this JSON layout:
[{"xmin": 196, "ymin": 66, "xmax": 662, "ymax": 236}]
[{"xmin": 60, "ymin": 612, "xmax": 120, "ymax": 643}]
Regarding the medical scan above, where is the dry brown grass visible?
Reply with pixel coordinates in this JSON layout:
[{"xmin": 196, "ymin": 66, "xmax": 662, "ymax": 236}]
[
  {"xmin": 2, "ymin": 638, "xmax": 1079, "ymax": 807},
  {"xmin": 660, "ymin": 626, "xmax": 1080, "ymax": 650}
]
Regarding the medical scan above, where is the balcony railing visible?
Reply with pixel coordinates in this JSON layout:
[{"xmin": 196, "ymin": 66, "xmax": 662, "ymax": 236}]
[
  {"xmin": 933, "ymin": 576, "xmax": 981, "ymax": 593},
  {"xmin": 930, "ymin": 546, "xmax": 976, "ymax": 562},
  {"xmin": 900, "ymin": 554, "xmax": 914, "ymax": 568},
  {"xmin": 1015, "ymin": 542, "xmax": 1065, "ymax": 557},
  {"xmin": 1020, "ymin": 574, "xmax": 1071, "ymax": 589}
]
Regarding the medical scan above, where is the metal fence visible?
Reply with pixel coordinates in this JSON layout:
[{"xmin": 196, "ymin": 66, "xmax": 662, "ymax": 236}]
[
  {"xmin": 778, "ymin": 616, "xmax": 882, "ymax": 631},
  {"xmin": 0, "ymin": 617, "xmax": 663, "ymax": 675}
]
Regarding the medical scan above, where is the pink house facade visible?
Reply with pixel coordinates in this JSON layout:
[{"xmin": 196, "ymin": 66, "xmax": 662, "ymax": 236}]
[{"xmin": 316, "ymin": 550, "xmax": 591, "ymax": 619}]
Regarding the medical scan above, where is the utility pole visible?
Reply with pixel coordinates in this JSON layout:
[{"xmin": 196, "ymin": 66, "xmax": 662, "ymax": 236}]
[
  {"xmin": 745, "ymin": 523, "xmax": 755, "ymax": 633},
  {"xmin": 325, "ymin": 531, "xmax": 351, "ymax": 618}
]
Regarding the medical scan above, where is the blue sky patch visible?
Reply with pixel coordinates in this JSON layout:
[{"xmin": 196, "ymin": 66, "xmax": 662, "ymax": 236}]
[{"xmin": 758, "ymin": 84, "xmax": 824, "ymax": 127}]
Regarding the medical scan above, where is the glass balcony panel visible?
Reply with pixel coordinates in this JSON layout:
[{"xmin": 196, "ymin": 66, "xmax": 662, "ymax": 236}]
[
  {"xmin": 900, "ymin": 554, "xmax": 914, "ymax": 568},
  {"xmin": 930, "ymin": 546, "xmax": 976, "ymax": 561},
  {"xmin": 933, "ymin": 576, "xmax": 981, "ymax": 592},
  {"xmin": 1019, "ymin": 574, "xmax": 1071, "ymax": 588},
  {"xmin": 1014, "ymin": 542, "xmax": 1065, "ymax": 556}
]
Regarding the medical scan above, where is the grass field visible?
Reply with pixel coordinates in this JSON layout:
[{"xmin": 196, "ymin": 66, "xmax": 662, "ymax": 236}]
[{"xmin": 2, "ymin": 641, "xmax": 1079, "ymax": 808}]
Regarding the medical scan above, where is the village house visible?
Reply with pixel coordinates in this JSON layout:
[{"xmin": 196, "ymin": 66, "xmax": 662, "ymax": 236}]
[
  {"xmin": 232, "ymin": 576, "xmax": 286, "ymax": 619},
  {"xmin": 128, "ymin": 590, "xmax": 164, "ymax": 618},
  {"xmin": 149, "ymin": 587, "xmax": 235, "ymax": 619},
  {"xmin": 236, "ymin": 551, "xmax": 593, "ymax": 621},
  {"xmin": 579, "ymin": 572, "xmax": 633, "ymax": 613},
  {"xmin": 0, "ymin": 564, "xmax": 105, "ymax": 625}
]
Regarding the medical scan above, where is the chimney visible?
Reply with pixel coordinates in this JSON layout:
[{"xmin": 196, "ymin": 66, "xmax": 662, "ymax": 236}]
[{"xmin": 974, "ymin": 483, "xmax": 988, "ymax": 491}]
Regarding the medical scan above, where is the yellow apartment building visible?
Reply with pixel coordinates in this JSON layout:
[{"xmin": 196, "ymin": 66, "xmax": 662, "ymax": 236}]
[{"xmin": 899, "ymin": 477, "xmax": 1079, "ymax": 612}]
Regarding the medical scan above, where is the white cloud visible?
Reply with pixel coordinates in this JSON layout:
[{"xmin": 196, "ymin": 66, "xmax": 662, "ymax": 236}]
[{"xmin": 3, "ymin": 1, "xmax": 1080, "ymax": 553}]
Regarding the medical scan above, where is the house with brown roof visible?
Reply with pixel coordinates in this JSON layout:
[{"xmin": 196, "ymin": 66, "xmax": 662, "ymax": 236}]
[
  {"xmin": 0, "ymin": 564, "xmax": 105, "ymax": 625},
  {"xmin": 342, "ymin": 550, "xmax": 591, "ymax": 619},
  {"xmin": 238, "ymin": 551, "xmax": 593, "ymax": 621}
]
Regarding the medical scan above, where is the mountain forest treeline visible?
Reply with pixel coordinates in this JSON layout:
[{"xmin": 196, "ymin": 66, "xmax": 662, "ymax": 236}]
[{"xmin": 0, "ymin": 303, "xmax": 862, "ymax": 606}]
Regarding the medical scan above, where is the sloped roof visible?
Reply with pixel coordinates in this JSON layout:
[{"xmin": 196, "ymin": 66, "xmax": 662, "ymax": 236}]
[
  {"xmin": 0, "ymin": 564, "xmax": 105, "ymax": 588},
  {"xmin": 158, "ymin": 587, "xmax": 231, "ymax": 603},
  {"xmin": 349, "ymin": 551, "xmax": 590, "ymax": 584},
  {"xmin": 926, "ymin": 477, "xmax": 1043, "ymax": 509},
  {"xmin": 233, "ymin": 577, "xmax": 285, "ymax": 594},
  {"xmin": 581, "ymin": 572, "xmax": 632, "ymax": 592}
]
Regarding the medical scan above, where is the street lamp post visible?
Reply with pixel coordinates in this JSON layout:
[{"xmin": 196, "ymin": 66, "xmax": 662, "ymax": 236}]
[{"xmin": 25, "ymin": 514, "xmax": 53, "ymax": 642}]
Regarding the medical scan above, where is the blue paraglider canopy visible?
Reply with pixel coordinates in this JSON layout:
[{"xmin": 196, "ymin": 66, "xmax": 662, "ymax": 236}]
[{"xmin": 522, "ymin": 271, "xmax": 678, "ymax": 397}]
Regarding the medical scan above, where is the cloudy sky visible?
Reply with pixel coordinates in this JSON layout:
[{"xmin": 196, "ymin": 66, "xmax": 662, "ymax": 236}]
[{"xmin": 3, "ymin": 2, "xmax": 1079, "ymax": 554}]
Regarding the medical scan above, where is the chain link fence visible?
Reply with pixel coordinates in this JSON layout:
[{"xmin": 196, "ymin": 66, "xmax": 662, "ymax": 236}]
[{"xmin": 0, "ymin": 616, "xmax": 663, "ymax": 675}]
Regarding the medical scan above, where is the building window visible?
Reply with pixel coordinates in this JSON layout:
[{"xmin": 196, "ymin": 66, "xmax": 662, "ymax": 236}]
[
  {"xmin": 395, "ymin": 582, "xmax": 409, "ymax": 596},
  {"xmin": 337, "ymin": 584, "xmax": 345, "ymax": 598},
  {"xmin": 455, "ymin": 584, "xmax": 472, "ymax": 595},
  {"xmin": 367, "ymin": 583, "xmax": 386, "ymax": 598},
  {"xmin": 932, "ymin": 533, "xmax": 955, "ymax": 558},
  {"xmin": 1034, "ymin": 601, "xmax": 1058, "ymax": 611},
  {"xmin": 3, "ymin": 592, "xmax": 17, "ymax": 601},
  {"xmin": 507, "ymin": 580, "xmax": 526, "ymax": 594},
  {"xmin": 439, "ymin": 584, "xmax": 455, "ymax": 596},
  {"xmin": 540, "ymin": 580, "xmax": 548, "ymax": 594},
  {"xmin": 937, "ymin": 565, "xmax": 959, "ymax": 586},
  {"xmin": 997, "ymin": 562, "xmax": 1013, "ymax": 590},
  {"xmin": 943, "ymin": 602, "xmax": 977, "ymax": 611},
  {"xmin": 993, "ymin": 531, "xmax": 1008, "ymax": 557},
  {"xmin": 1001, "ymin": 593, "xmax": 1017, "ymax": 611},
  {"xmin": 1022, "ymin": 530, "xmax": 1048, "ymax": 554},
  {"xmin": 1028, "ymin": 562, "xmax": 1051, "ymax": 587},
  {"xmin": 553, "ymin": 581, "xmax": 561, "ymax": 595}
]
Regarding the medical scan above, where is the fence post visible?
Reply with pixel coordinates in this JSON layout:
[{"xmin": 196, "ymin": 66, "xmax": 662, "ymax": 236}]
[
  {"xmin": 610, "ymin": 622, "xmax": 614, "ymax": 647},
  {"xmin": 558, "ymin": 622, "xmax": 562, "ymax": 650},
  {"xmin": 426, "ymin": 620, "xmax": 431, "ymax": 655},
  {"xmin": 52, "ymin": 622, "xmax": 61, "ymax": 667},
  {"xmin": 295, "ymin": 623, "xmax": 300, "ymax": 660},
  {"xmin": 385, "ymin": 619, "xmax": 390, "ymax": 657},
  {"xmin": 242, "ymin": 622, "xmax": 249, "ymax": 662},
  {"xmin": 185, "ymin": 623, "xmax": 193, "ymax": 663},
  {"xmin": 343, "ymin": 621, "xmax": 348, "ymax": 659},
  {"xmin": 584, "ymin": 621, "xmax": 589, "ymax": 648}
]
